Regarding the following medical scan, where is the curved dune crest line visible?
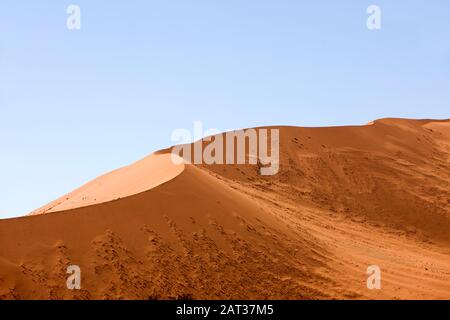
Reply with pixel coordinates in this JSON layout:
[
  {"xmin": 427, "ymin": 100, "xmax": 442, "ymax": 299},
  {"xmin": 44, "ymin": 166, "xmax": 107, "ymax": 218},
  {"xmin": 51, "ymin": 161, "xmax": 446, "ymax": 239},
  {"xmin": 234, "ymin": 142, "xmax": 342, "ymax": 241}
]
[{"xmin": 30, "ymin": 153, "xmax": 185, "ymax": 215}]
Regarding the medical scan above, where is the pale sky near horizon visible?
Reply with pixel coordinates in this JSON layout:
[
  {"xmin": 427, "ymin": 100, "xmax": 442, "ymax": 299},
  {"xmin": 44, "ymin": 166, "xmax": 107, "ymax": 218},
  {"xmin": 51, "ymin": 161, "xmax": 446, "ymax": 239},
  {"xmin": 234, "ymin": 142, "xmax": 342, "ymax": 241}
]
[{"xmin": 1, "ymin": 0, "xmax": 449, "ymax": 218}]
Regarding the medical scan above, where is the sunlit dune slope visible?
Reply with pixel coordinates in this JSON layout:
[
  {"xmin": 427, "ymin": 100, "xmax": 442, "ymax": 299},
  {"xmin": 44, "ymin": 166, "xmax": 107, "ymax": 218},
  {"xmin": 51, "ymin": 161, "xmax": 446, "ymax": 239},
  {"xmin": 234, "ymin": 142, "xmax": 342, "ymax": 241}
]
[{"xmin": 29, "ymin": 153, "xmax": 184, "ymax": 215}]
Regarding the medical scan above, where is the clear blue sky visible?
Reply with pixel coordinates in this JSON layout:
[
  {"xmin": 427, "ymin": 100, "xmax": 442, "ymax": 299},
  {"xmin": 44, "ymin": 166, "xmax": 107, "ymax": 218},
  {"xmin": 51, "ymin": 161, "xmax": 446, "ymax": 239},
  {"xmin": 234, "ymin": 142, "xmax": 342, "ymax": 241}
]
[{"xmin": 1, "ymin": 0, "xmax": 449, "ymax": 218}]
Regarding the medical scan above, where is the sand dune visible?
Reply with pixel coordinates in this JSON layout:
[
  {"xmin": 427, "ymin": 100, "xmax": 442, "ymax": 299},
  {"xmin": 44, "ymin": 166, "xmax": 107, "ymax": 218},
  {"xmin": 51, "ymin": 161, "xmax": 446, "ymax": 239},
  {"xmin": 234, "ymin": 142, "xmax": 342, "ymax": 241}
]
[
  {"xmin": 0, "ymin": 118, "xmax": 449, "ymax": 299},
  {"xmin": 30, "ymin": 153, "xmax": 185, "ymax": 215}
]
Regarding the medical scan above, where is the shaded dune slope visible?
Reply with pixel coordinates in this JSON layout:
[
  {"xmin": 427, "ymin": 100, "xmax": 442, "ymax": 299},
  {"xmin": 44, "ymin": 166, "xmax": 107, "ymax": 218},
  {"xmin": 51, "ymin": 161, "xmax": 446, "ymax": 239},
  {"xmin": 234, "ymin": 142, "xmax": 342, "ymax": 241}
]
[{"xmin": 0, "ymin": 118, "xmax": 449, "ymax": 299}]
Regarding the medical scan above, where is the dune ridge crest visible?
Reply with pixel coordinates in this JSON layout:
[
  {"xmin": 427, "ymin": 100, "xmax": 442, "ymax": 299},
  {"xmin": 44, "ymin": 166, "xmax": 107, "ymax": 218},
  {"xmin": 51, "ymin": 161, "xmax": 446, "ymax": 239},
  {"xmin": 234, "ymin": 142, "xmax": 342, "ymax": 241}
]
[{"xmin": 29, "ymin": 153, "xmax": 185, "ymax": 215}]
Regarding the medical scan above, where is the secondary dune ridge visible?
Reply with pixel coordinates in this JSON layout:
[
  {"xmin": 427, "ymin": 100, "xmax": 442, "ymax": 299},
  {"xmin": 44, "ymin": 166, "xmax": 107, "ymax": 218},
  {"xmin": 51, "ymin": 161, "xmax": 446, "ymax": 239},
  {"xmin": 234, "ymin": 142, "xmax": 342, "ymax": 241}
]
[
  {"xmin": 30, "ymin": 153, "xmax": 185, "ymax": 215},
  {"xmin": 0, "ymin": 118, "xmax": 449, "ymax": 300}
]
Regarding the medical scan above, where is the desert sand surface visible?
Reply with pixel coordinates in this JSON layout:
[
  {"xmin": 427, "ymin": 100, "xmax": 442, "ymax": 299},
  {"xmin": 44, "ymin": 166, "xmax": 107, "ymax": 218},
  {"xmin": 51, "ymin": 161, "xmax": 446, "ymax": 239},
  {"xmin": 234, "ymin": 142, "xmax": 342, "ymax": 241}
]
[
  {"xmin": 30, "ymin": 153, "xmax": 185, "ymax": 215},
  {"xmin": 0, "ymin": 118, "xmax": 449, "ymax": 300}
]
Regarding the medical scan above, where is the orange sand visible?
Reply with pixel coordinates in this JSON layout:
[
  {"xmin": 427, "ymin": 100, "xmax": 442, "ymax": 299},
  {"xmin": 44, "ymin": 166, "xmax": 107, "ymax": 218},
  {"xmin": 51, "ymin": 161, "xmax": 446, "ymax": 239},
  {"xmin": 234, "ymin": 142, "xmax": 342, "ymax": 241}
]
[
  {"xmin": 0, "ymin": 118, "xmax": 449, "ymax": 300},
  {"xmin": 30, "ymin": 153, "xmax": 184, "ymax": 215}
]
